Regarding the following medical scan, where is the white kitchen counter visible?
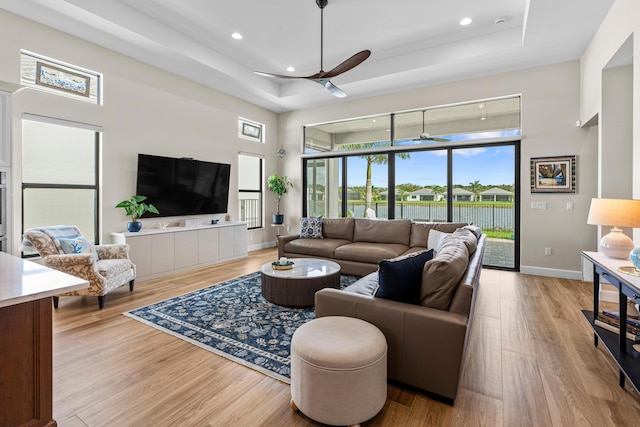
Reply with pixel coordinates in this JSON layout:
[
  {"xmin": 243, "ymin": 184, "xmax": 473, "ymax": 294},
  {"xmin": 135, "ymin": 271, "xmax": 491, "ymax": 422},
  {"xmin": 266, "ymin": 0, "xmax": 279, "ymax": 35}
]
[{"xmin": 0, "ymin": 252, "xmax": 88, "ymax": 309}]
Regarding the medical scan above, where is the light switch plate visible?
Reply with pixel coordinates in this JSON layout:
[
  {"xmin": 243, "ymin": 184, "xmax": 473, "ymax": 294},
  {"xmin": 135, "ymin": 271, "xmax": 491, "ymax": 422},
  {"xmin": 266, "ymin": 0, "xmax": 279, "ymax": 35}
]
[{"xmin": 531, "ymin": 202, "xmax": 547, "ymax": 210}]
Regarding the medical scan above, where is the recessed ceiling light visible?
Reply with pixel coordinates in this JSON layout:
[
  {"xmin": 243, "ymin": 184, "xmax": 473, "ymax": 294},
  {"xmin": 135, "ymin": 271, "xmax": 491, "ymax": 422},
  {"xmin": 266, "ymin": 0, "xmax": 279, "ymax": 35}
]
[
  {"xmin": 459, "ymin": 17, "xmax": 472, "ymax": 26},
  {"xmin": 286, "ymin": 66, "xmax": 295, "ymax": 72},
  {"xmin": 231, "ymin": 32, "xmax": 243, "ymax": 40}
]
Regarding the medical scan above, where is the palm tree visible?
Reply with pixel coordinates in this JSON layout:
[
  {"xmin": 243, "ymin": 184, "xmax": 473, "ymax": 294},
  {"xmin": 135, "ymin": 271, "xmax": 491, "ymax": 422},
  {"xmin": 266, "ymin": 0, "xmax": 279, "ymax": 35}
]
[
  {"xmin": 342, "ymin": 142, "xmax": 410, "ymax": 214},
  {"xmin": 431, "ymin": 185, "xmax": 445, "ymax": 201},
  {"xmin": 468, "ymin": 180, "xmax": 482, "ymax": 202}
]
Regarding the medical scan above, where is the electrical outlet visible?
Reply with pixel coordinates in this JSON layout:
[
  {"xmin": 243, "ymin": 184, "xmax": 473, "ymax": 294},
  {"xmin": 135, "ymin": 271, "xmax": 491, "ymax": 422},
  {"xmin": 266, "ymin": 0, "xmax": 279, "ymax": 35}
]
[
  {"xmin": 566, "ymin": 202, "xmax": 574, "ymax": 210},
  {"xmin": 545, "ymin": 247, "xmax": 552, "ymax": 256}
]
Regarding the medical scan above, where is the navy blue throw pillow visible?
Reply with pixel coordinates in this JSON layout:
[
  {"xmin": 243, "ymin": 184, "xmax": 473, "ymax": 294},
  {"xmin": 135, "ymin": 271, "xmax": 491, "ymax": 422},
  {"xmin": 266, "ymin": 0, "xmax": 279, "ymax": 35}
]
[{"xmin": 374, "ymin": 249, "xmax": 435, "ymax": 304}]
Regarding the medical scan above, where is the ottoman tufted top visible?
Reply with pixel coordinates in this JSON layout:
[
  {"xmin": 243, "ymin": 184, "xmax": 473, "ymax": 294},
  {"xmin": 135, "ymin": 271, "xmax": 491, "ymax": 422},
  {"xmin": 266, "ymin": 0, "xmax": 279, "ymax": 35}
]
[{"xmin": 292, "ymin": 316, "xmax": 387, "ymax": 370}]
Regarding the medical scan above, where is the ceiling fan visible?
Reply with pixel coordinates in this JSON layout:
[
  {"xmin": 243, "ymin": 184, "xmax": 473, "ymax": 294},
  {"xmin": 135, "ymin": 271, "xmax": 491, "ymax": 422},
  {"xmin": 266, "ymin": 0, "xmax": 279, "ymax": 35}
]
[
  {"xmin": 254, "ymin": 0, "xmax": 370, "ymax": 98},
  {"xmin": 411, "ymin": 111, "xmax": 450, "ymax": 142}
]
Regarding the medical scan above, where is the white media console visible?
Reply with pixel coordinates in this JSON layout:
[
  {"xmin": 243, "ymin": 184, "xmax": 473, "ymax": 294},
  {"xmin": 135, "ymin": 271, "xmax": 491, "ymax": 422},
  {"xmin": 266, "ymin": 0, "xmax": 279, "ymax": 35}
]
[{"xmin": 111, "ymin": 221, "xmax": 247, "ymax": 281}]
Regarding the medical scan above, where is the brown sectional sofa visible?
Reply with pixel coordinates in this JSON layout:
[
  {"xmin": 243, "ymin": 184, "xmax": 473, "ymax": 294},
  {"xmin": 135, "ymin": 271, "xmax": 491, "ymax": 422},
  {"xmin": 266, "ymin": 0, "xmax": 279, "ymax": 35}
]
[
  {"xmin": 278, "ymin": 218, "xmax": 467, "ymax": 276},
  {"xmin": 278, "ymin": 217, "xmax": 486, "ymax": 404}
]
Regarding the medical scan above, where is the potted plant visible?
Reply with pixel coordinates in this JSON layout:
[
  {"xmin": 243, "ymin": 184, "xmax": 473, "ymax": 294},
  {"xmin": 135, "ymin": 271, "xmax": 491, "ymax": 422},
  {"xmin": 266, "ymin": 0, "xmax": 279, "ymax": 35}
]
[
  {"xmin": 267, "ymin": 174, "xmax": 293, "ymax": 224},
  {"xmin": 115, "ymin": 195, "xmax": 160, "ymax": 232}
]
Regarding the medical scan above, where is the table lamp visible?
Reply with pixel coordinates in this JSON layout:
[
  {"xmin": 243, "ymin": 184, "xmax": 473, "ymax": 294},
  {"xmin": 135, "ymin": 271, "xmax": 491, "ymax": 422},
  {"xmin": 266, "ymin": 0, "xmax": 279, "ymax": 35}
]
[{"xmin": 587, "ymin": 198, "xmax": 640, "ymax": 259}]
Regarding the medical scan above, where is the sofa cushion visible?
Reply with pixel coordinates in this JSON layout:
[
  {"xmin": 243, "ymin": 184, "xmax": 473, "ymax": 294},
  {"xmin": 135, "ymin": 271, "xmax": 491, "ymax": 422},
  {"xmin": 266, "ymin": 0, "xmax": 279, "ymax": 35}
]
[
  {"xmin": 284, "ymin": 238, "xmax": 350, "ymax": 258},
  {"xmin": 427, "ymin": 229, "xmax": 448, "ymax": 253},
  {"xmin": 409, "ymin": 222, "xmax": 467, "ymax": 248},
  {"xmin": 300, "ymin": 216, "xmax": 323, "ymax": 238},
  {"xmin": 344, "ymin": 271, "xmax": 378, "ymax": 295},
  {"xmin": 374, "ymin": 250, "xmax": 434, "ymax": 304},
  {"xmin": 353, "ymin": 218, "xmax": 412, "ymax": 245},
  {"xmin": 322, "ymin": 218, "xmax": 355, "ymax": 240},
  {"xmin": 462, "ymin": 225, "xmax": 482, "ymax": 239},
  {"xmin": 420, "ymin": 236, "xmax": 469, "ymax": 310},
  {"xmin": 59, "ymin": 236, "xmax": 99, "ymax": 261},
  {"xmin": 452, "ymin": 228, "xmax": 478, "ymax": 255},
  {"xmin": 334, "ymin": 242, "xmax": 409, "ymax": 264}
]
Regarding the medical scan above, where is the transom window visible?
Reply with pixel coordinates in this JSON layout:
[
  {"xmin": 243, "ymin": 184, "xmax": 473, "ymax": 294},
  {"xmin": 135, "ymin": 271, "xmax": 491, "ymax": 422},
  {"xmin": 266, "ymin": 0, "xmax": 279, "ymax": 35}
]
[{"xmin": 304, "ymin": 96, "xmax": 521, "ymax": 154}]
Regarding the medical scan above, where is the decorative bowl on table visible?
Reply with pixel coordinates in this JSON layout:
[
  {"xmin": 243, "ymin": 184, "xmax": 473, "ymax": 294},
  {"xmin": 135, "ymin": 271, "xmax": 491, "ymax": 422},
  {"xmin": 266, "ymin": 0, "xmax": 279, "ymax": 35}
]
[{"xmin": 272, "ymin": 260, "xmax": 294, "ymax": 270}]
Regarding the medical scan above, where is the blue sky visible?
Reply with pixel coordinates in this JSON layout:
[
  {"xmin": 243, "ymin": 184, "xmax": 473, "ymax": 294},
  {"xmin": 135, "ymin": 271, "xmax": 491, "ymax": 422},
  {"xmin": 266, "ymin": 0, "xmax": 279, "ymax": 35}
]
[{"xmin": 347, "ymin": 145, "xmax": 515, "ymax": 188}]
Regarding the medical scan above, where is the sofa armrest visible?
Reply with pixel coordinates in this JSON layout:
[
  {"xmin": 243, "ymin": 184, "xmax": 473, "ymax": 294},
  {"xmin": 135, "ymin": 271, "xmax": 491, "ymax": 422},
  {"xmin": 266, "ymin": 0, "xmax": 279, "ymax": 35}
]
[
  {"xmin": 96, "ymin": 243, "xmax": 130, "ymax": 260},
  {"xmin": 315, "ymin": 288, "xmax": 469, "ymax": 400},
  {"xmin": 277, "ymin": 233, "xmax": 299, "ymax": 258}
]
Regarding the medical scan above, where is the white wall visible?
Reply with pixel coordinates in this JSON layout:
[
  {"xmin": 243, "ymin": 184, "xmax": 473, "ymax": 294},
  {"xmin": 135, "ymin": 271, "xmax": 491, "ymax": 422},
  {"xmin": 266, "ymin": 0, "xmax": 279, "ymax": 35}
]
[
  {"xmin": 280, "ymin": 61, "xmax": 598, "ymax": 277},
  {"xmin": 0, "ymin": 10, "xmax": 280, "ymax": 252},
  {"xmin": 582, "ymin": 0, "xmax": 640, "ymax": 244}
]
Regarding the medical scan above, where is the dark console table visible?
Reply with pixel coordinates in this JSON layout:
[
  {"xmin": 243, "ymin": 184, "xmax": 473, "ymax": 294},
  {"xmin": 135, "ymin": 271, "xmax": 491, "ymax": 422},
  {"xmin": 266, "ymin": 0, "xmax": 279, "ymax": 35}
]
[{"xmin": 581, "ymin": 251, "xmax": 640, "ymax": 391}]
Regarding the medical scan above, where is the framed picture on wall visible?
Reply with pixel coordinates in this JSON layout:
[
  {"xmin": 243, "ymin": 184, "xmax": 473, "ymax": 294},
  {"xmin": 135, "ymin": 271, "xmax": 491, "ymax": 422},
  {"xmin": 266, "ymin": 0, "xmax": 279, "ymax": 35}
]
[
  {"xmin": 35, "ymin": 61, "xmax": 91, "ymax": 97},
  {"xmin": 238, "ymin": 118, "xmax": 264, "ymax": 142},
  {"xmin": 530, "ymin": 155, "xmax": 576, "ymax": 193}
]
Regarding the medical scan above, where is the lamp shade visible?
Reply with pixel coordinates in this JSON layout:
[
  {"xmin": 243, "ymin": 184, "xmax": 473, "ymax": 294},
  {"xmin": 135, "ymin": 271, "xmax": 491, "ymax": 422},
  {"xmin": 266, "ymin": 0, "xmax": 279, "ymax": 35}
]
[
  {"xmin": 587, "ymin": 198, "xmax": 640, "ymax": 227},
  {"xmin": 588, "ymin": 198, "xmax": 640, "ymax": 259}
]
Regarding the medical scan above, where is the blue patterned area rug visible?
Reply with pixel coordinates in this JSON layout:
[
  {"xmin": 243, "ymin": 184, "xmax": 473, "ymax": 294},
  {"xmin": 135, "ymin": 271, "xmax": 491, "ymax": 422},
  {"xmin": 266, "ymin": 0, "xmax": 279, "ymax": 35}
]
[{"xmin": 124, "ymin": 272, "xmax": 358, "ymax": 384}]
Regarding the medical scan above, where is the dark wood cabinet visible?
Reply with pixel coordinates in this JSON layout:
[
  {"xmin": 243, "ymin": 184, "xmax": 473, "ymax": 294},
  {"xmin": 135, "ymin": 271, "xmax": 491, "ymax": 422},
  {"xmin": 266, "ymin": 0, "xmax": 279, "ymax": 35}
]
[
  {"xmin": 0, "ymin": 299, "xmax": 55, "ymax": 427},
  {"xmin": 0, "ymin": 253, "xmax": 88, "ymax": 427}
]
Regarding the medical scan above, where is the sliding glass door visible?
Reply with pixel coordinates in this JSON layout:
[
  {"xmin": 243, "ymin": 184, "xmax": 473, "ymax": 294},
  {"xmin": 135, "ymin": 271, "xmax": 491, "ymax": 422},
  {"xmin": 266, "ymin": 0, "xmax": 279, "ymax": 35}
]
[
  {"xmin": 452, "ymin": 144, "xmax": 517, "ymax": 269},
  {"xmin": 303, "ymin": 141, "xmax": 519, "ymax": 270}
]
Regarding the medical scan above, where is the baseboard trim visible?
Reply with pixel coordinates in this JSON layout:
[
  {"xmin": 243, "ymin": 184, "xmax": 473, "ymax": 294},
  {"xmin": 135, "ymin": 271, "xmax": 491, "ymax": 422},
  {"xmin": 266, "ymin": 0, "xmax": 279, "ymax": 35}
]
[
  {"xmin": 248, "ymin": 241, "xmax": 275, "ymax": 252},
  {"xmin": 600, "ymin": 288, "xmax": 619, "ymax": 303},
  {"xmin": 519, "ymin": 265, "xmax": 582, "ymax": 280}
]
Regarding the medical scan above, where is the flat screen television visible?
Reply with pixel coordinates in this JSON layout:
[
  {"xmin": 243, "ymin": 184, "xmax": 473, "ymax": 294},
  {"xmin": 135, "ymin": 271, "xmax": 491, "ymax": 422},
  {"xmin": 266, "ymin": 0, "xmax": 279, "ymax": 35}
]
[{"xmin": 135, "ymin": 153, "xmax": 231, "ymax": 217}]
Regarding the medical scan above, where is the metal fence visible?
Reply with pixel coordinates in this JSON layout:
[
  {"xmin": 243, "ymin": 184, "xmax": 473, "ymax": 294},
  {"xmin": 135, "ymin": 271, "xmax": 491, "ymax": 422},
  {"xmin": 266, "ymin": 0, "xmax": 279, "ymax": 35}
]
[
  {"xmin": 346, "ymin": 202, "xmax": 514, "ymax": 232},
  {"xmin": 246, "ymin": 199, "xmax": 514, "ymax": 233}
]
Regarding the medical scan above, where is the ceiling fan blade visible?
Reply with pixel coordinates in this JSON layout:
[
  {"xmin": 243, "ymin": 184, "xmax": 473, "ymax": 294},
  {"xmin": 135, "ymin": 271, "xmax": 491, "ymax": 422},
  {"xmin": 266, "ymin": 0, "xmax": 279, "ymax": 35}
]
[
  {"xmin": 254, "ymin": 71, "xmax": 301, "ymax": 79},
  {"xmin": 411, "ymin": 135, "xmax": 450, "ymax": 142},
  {"xmin": 314, "ymin": 78, "xmax": 347, "ymax": 98},
  {"xmin": 321, "ymin": 50, "xmax": 371, "ymax": 78},
  {"xmin": 254, "ymin": 0, "xmax": 369, "ymax": 99}
]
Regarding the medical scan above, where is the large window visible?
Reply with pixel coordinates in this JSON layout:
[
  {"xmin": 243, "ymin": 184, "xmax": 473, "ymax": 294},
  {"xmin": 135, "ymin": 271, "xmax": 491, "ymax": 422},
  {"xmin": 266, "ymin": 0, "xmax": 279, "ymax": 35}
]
[
  {"xmin": 238, "ymin": 154, "xmax": 263, "ymax": 229},
  {"xmin": 22, "ymin": 116, "xmax": 100, "ymax": 252},
  {"xmin": 394, "ymin": 150, "xmax": 447, "ymax": 222},
  {"xmin": 302, "ymin": 96, "xmax": 521, "ymax": 270}
]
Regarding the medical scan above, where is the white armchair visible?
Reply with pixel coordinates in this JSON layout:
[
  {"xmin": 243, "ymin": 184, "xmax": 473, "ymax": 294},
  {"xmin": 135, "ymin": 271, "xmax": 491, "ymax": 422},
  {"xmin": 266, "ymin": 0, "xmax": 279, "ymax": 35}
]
[{"xmin": 23, "ymin": 226, "xmax": 136, "ymax": 309}]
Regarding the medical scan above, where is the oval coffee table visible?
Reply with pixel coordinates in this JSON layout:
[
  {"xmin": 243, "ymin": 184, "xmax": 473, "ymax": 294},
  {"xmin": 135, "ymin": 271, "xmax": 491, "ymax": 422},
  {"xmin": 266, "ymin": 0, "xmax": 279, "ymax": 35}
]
[{"xmin": 260, "ymin": 258, "xmax": 341, "ymax": 308}]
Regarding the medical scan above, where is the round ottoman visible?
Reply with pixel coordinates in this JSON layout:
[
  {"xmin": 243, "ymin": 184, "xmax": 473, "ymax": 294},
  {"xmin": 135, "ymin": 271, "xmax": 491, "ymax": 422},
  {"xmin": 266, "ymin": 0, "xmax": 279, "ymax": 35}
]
[{"xmin": 290, "ymin": 316, "xmax": 387, "ymax": 427}]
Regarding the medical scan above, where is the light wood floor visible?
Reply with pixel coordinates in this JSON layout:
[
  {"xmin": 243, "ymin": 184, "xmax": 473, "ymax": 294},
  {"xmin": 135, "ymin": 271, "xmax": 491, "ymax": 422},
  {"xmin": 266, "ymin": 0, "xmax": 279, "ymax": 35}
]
[{"xmin": 51, "ymin": 248, "xmax": 640, "ymax": 426}]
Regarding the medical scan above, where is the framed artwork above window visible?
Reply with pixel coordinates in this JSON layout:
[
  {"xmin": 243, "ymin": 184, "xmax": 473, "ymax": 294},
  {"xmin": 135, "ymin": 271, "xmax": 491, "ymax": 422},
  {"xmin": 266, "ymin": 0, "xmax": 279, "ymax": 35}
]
[
  {"xmin": 21, "ymin": 50, "xmax": 101, "ymax": 104},
  {"xmin": 238, "ymin": 118, "xmax": 264, "ymax": 143},
  {"xmin": 36, "ymin": 62, "xmax": 90, "ymax": 97}
]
